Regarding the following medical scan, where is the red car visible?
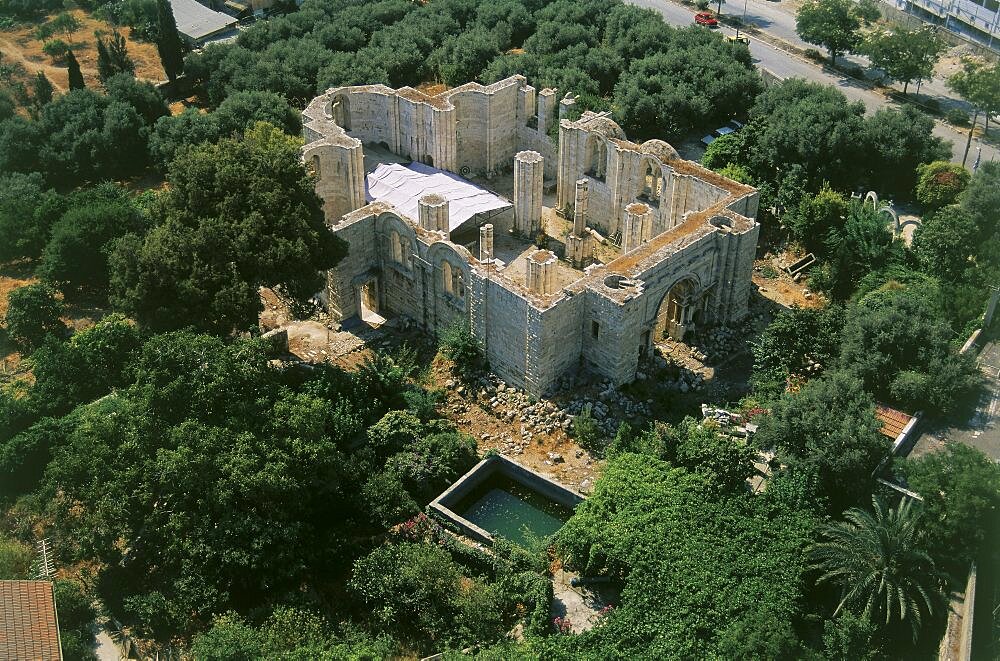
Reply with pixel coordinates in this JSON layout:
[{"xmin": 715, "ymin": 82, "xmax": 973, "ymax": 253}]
[{"xmin": 694, "ymin": 11, "xmax": 719, "ymax": 27}]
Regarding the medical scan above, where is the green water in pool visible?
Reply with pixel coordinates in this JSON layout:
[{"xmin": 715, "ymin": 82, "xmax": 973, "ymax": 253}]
[{"xmin": 456, "ymin": 473, "xmax": 575, "ymax": 547}]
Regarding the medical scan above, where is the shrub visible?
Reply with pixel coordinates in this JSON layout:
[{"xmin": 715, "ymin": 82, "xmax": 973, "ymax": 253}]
[
  {"xmin": 439, "ymin": 322, "xmax": 485, "ymax": 381},
  {"xmin": 915, "ymin": 161, "xmax": 971, "ymax": 210},
  {"xmin": 945, "ymin": 107, "xmax": 969, "ymax": 126},
  {"xmin": 42, "ymin": 39, "xmax": 69, "ymax": 61},
  {"xmin": 0, "ymin": 534, "xmax": 33, "ymax": 579},
  {"xmin": 3, "ymin": 283, "xmax": 66, "ymax": 354},
  {"xmin": 570, "ymin": 404, "xmax": 603, "ymax": 454}
]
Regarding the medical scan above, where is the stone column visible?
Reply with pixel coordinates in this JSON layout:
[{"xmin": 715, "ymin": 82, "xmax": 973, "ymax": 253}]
[
  {"xmin": 418, "ymin": 194, "xmax": 449, "ymax": 235},
  {"xmin": 526, "ymin": 249, "xmax": 557, "ymax": 295},
  {"xmin": 514, "ymin": 151, "xmax": 543, "ymax": 236},
  {"xmin": 537, "ymin": 88, "xmax": 557, "ymax": 134},
  {"xmin": 479, "ymin": 224, "xmax": 494, "ymax": 262},
  {"xmin": 573, "ymin": 179, "xmax": 589, "ymax": 236},
  {"xmin": 305, "ymin": 137, "xmax": 365, "ymax": 223},
  {"xmin": 622, "ymin": 202, "xmax": 651, "ymax": 254},
  {"xmin": 559, "ymin": 93, "xmax": 577, "ymax": 119}
]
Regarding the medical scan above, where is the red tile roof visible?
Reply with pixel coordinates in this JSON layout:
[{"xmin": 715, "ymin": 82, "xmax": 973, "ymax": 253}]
[
  {"xmin": 0, "ymin": 581, "xmax": 62, "ymax": 661},
  {"xmin": 875, "ymin": 405, "xmax": 913, "ymax": 440}
]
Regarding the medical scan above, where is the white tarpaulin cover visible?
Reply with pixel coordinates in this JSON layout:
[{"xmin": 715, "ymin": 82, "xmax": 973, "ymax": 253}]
[{"xmin": 365, "ymin": 162, "xmax": 511, "ymax": 233}]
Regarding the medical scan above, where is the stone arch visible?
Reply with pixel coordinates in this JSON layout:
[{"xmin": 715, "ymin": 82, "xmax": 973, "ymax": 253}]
[
  {"xmin": 652, "ymin": 275, "xmax": 702, "ymax": 342},
  {"xmin": 638, "ymin": 157, "xmax": 663, "ymax": 207},
  {"xmin": 584, "ymin": 133, "xmax": 608, "ymax": 181},
  {"xmin": 377, "ymin": 213, "xmax": 416, "ymax": 268},
  {"xmin": 427, "ymin": 241, "xmax": 473, "ymax": 304},
  {"xmin": 864, "ymin": 190, "xmax": 879, "ymax": 211},
  {"xmin": 331, "ymin": 94, "xmax": 351, "ymax": 131}
]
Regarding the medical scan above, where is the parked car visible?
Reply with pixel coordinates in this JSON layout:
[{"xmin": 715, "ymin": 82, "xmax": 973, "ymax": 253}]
[
  {"xmin": 725, "ymin": 34, "xmax": 750, "ymax": 45},
  {"xmin": 701, "ymin": 120, "xmax": 745, "ymax": 147},
  {"xmin": 694, "ymin": 11, "xmax": 719, "ymax": 27}
]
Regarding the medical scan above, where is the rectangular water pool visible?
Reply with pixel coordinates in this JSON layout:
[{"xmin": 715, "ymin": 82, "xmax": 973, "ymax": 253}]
[
  {"xmin": 431, "ymin": 455, "xmax": 585, "ymax": 546},
  {"xmin": 455, "ymin": 473, "xmax": 574, "ymax": 547}
]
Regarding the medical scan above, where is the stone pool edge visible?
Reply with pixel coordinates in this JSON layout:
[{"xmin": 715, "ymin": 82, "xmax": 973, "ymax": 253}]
[{"xmin": 430, "ymin": 454, "xmax": 586, "ymax": 546}]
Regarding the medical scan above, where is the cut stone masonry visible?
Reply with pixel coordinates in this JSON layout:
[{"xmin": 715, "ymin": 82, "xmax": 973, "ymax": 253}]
[{"xmin": 303, "ymin": 75, "xmax": 760, "ymax": 396}]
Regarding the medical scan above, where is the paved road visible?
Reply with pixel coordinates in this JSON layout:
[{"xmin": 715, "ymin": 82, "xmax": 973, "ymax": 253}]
[
  {"xmin": 908, "ymin": 334, "xmax": 1000, "ymax": 461},
  {"xmin": 628, "ymin": 0, "xmax": 999, "ymax": 167}
]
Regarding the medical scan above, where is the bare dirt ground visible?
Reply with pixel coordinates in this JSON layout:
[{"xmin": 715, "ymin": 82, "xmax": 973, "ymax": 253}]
[
  {"xmin": 262, "ymin": 287, "xmax": 604, "ymax": 489},
  {"xmin": 0, "ymin": 9, "xmax": 164, "ymax": 96},
  {"xmin": 263, "ymin": 278, "xmax": 793, "ymax": 491},
  {"xmin": 752, "ymin": 252, "xmax": 826, "ymax": 309}
]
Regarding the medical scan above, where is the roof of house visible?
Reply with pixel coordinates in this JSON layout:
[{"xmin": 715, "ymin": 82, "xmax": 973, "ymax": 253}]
[
  {"xmin": 169, "ymin": 0, "xmax": 238, "ymax": 42},
  {"xmin": 0, "ymin": 580, "xmax": 62, "ymax": 661},
  {"xmin": 875, "ymin": 404, "xmax": 913, "ymax": 440}
]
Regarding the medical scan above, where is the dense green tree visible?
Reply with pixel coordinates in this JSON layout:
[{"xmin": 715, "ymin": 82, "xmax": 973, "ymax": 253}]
[
  {"xmin": 148, "ymin": 108, "xmax": 220, "ymax": 167},
  {"xmin": 822, "ymin": 612, "xmax": 880, "ymax": 660},
  {"xmin": 839, "ymin": 286, "xmax": 980, "ymax": 413},
  {"xmin": 30, "ymin": 313, "xmax": 143, "ymax": 414},
  {"xmin": 754, "ymin": 370, "xmax": 886, "ymax": 513},
  {"xmin": 213, "ymin": 90, "xmax": 302, "ymax": 136},
  {"xmin": 0, "ymin": 91, "xmax": 14, "ymax": 121},
  {"xmin": 750, "ymin": 304, "xmax": 845, "ymax": 398},
  {"xmin": 149, "ymin": 90, "xmax": 299, "ymax": 169},
  {"xmin": 810, "ymin": 497, "xmax": 944, "ymax": 641},
  {"xmin": 37, "ymin": 184, "xmax": 147, "ymax": 298},
  {"xmin": 958, "ymin": 161, "xmax": 1000, "ymax": 240},
  {"xmin": 103, "ymin": 74, "xmax": 170, "ymax": 126},
  {"xmin": 823, "ymin": 202, "xmax": 901, "ymax": 301},
  {"xmin": 915, "ymin": 161, "xmax": 971, "ymax": 210},
  {"xmin": 40, "ymin": 334, "xmax": 354, "ymax": 637},
  {"xmin": 912, "ymin": 205, "xmax": 978, "ymax": 282},
  {"xmin": 554, "ymin": 453, "xmax": 816, "ymax": 657},
  {"xmin": 737, "ymin": 79, "xmax": 866, "ymax": 200},
  {"xmin": 33, "ymin": 89, "xmax": 151, "ymax": 184},
  {"xmin": 862, "ymin": 106, "xmax": 950, "ymax": 197},
  {"xmin": 0, "ymin": 116, "xmax": 43, "ymax": 175},
  {"xmin": 609, "ymin": 418, "xmax": 755, "ymax": 492},
  {"xmin": 350, "ymin": 542, "xmax": 502, "ymax": 651},
  {"xmin": 155, "ymin": 0, "xmax": 185, "ymax": 82},
  {"xmin": 0, "ymin": 415, "xmax": 73, "ymax": 497},
  {"xmin": 431, "ymin": 29, "xmax": 502, "ymax": 86},
  {"xmin": 30, "ymin": 72, "xmax": 54, "ymax": 113},
  {"xmin": 66, "ymin": 49, "xmax": 85, "ymax": 90},
  {"xmin": 53, "ymin": 579, "xmax": 97, "ymax": 661},
  {"xmin": 901, "ymin": 444, "xmax": 1000, "ymax": 571},
  {"xmin": 109, "ymin": 123, "xmax": 347, "ymax": 334},
  {"xmin": 785, "ymin": 183, "xmax": 849, "ymax": 251},
  {"xmin": 3, "ymin": 283, "xmax": 66, "ymax": 353},
  {"xmin": 96, "ymin": 31, "xmax": 135, "ymax": 83},
  {"xmin": 0, "ymin": 173, "xmax": 59, "ymax": 262},
  {"xmin": 861, "ymin": 26, "xmax": 947, "ymax": 93},
  {"xmin": 613, "ymin": 34, "xmax": 761, "ymax": 140},
  {"xmin": 947, "ymin": 57, "xmax": 1000, "ymax": 161},
  {"xmin": 795, "ymin": 0, "xmax": 878, "ymax": 64}
]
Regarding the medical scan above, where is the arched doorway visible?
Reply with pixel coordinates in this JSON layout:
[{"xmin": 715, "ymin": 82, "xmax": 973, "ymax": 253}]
[{"xmin": 654, "ymin": 277, "xmax": 700, "ymax": 341}]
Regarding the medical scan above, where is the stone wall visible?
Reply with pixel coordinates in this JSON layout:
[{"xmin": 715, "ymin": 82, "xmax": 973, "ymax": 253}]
[{"xmin": 306, "ymin": 79, "xmax": 761, "ymax": 397}]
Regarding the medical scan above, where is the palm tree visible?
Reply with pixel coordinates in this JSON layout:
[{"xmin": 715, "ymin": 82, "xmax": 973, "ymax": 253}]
[{"xmin": 809, "ymin": 496, "xmax": 944, "ymax": 641}]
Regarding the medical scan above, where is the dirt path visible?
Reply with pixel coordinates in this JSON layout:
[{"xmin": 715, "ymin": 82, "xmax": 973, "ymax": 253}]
[{"xmin": 0, "ymin": 35, "xmax": 70, "ymax": 91}]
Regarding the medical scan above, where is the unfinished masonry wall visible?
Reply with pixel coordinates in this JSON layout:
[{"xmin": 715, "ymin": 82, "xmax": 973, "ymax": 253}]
[
  {"xmin": 304, "ymin": 76, "xmax": 557, "ymax": 180},
  {"xmin": 556, "ymin": 115, "xmax": 730, "ymax": 239},
  {"xmin": 307, "ymin": 80, "xmax": 761, "ymax": 397}
]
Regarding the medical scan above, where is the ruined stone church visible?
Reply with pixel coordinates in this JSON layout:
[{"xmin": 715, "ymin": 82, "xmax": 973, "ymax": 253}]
[{"xmin": 302, "ymin": 75, "xmax": 760, "ymax": 396}]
